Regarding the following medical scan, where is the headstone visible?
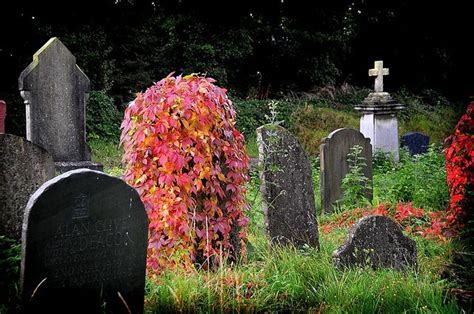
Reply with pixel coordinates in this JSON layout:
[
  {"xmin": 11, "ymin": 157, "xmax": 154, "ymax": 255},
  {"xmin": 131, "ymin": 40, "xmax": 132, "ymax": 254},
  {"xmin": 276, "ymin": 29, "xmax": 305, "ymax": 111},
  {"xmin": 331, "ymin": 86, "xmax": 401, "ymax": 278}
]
[
  {"xmin": 355, "ymin": 60, "xmax": 404, "ymax": 161},
  {"xmin": 333, "ymin": 215, "xmax": 417, "ymax": 270},
  {"xmin": 257, "ymin": 124, "xmax": 319, "ymax": 249},
  {"xmin": 320, "ymin": 128, "xmax": 372, "ymax": 213},
  {"xmin": 0, "ymin": 134, "xmax": 55, "ymax": 240},
  {"xmin": 0, "ymin": 100, "xmax": 6, "ymax": 133},
  {"xmin": 21, "ymin": 169, "xmax": 148, "ymax": 313},
  {"xmin": 401, "ymin": 132, "xmax": 429, "ymax": 155},
  {"xmin": 18, "ymin": 37, "xmax": 102, "ymax": 173}
]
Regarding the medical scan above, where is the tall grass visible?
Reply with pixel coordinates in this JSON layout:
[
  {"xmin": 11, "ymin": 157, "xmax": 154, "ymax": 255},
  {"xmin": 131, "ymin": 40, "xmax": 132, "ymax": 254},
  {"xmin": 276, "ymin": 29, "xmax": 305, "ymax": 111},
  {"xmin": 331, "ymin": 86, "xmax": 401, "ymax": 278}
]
[
  {"xmin": 145, "ymin": 230, "xmax": 459, "ymax": 312},
  {"xmin": 144, "ymin": 171, "xmax": 459, "ymax": 312}
]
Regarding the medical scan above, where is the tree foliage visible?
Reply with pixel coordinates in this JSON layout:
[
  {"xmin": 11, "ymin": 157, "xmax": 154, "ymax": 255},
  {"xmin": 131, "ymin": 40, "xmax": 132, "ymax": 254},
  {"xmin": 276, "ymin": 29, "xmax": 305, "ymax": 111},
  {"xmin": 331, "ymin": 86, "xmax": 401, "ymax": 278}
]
[{"xmin": 120, "ymin": 74, "xmax": 250, "ymax": 275}]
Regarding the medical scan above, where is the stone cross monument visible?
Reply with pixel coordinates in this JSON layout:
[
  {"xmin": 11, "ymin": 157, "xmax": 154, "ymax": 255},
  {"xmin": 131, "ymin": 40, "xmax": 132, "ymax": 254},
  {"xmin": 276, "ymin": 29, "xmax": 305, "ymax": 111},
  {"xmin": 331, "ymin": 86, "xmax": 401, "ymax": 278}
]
[
  {"xmin": 355, "ymin": 60, "xmax": 403, "ymax": 161},
  {"xmin": 368, "ymin": 61, "xmax": 389, "ymax": 92}
]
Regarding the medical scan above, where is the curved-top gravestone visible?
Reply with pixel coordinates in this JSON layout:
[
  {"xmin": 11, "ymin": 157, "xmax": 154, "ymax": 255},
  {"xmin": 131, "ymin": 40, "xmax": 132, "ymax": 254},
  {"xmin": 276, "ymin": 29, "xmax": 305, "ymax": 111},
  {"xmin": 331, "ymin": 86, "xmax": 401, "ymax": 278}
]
[
  {"xmin": 333, "ymin": 215, "xmax": 417, "ymax": 270},
  {"xmin": 257, "ymin": 124, "xmax": 319, "ymax": 249},
  {"xmin": 0, "ymin": 134, "xmax": 55, "ymax": 240},
  {"xmin": 19, "ymin": 37, "xmax": 102, "ymax": 173},
  {"xmin": 21, "ymin": 169, "xmax": 148, "ymax": 313},
  {"xmin": 401, "ymin": 132, "xmax": 430, "ymax": 155},
  {"xmin": 320, "ymin": 128, "xmax": 372, "ymax": 213}
]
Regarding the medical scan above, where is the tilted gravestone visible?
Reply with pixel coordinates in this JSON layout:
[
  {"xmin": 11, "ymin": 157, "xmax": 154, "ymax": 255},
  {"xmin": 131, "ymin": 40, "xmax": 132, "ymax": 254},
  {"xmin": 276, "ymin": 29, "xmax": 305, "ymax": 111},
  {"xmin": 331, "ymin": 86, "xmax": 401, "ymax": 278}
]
[
  {"xmin": 0, "ymin": 134, "xmax": 55, "ymax": 240},
  {"xmin": 333, "ymin": 215, "xmax": 417, "ymax": 270},
  {"xmin": 320, "ymin": 128, "xmax": 372, "ymax": 214},
  {"xmin": 257, "ymin": 124, "xmax": 319, "ymax": 249},
  {"xmin": 21, "ymin": 169, "xmax": 148, "ymax": 313},
  {"xmin": 401, "ymin": 132, "xmax": 429, "ymax": 155},
  {"xmin": 18, "ymin": 37, "xmax": 102, "ymax": 173}
]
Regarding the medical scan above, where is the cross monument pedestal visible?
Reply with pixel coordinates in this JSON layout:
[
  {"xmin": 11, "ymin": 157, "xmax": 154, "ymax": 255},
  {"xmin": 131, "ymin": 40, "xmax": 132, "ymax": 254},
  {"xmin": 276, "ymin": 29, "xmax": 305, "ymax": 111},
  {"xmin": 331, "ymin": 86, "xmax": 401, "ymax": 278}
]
[{"xmin": 355, "ymin": 61, "xmax": 404, "ymax": 161}]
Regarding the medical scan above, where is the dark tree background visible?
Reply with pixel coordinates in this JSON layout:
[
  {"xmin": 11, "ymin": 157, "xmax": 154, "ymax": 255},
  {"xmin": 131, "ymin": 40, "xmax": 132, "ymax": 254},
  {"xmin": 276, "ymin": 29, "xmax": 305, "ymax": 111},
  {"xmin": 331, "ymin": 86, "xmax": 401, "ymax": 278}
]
[{"xmin": 0, "ymin": 0, "xmax": 472, "ymax": 130}]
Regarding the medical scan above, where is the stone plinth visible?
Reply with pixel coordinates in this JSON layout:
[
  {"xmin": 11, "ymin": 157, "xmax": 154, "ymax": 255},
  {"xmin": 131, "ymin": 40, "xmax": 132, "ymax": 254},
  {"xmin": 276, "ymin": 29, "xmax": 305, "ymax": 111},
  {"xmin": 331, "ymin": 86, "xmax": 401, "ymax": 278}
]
[{"xmin": 355, "ymin": 92, "xmax": 404, "ymax": 161}]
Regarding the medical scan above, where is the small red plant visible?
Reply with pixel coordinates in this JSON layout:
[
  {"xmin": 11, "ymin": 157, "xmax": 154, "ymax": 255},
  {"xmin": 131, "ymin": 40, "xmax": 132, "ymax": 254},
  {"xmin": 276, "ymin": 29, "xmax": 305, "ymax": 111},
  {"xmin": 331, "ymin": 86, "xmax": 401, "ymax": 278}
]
[
  {"xmin": 120, "ymin": 74, "xmax": 250, "ymax": 275},
  {"xmin": 320, "ymin": 202, "xmax": 446, "ymax": 241}
]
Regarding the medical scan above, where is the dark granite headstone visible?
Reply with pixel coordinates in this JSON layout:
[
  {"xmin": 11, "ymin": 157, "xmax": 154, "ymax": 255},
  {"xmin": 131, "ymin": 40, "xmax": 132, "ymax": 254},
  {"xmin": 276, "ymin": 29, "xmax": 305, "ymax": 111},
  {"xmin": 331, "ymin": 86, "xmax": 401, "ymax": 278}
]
[
  {"xmin": 257, "ymin": 124, "xmax": 319, "ymax": 249},
  {"xmin": 18, "ymin": 37, "xmax": 102, "ymax": 173},
  {"xmin": 0, "ymin": 134, "xmax": 55, "ymax": 240},
  {"xmin": 21, "ymin": 169, "xmax": 148, "ymax": 313},
  {"xmin": 333, "ymin": 215, "xmax": 417, "ymax": 270},
  {"xmin": 401, "ymin": 132, "xmax": 430, "ymax": 155},
  {"xmin": 320, "ymin": 128, "xmax": 372, "ymax": 213},
  {"xmin": 0, "ymin": 100, "xmax": 5, "ymax": 133}
]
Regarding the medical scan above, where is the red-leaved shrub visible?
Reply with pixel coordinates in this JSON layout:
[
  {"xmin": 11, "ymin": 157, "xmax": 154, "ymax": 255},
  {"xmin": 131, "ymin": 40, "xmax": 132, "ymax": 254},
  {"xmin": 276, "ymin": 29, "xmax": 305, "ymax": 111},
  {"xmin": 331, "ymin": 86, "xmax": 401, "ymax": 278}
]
[{"xmin": 120, "ymin": 74, "xmax": 250, "ymax": 275}]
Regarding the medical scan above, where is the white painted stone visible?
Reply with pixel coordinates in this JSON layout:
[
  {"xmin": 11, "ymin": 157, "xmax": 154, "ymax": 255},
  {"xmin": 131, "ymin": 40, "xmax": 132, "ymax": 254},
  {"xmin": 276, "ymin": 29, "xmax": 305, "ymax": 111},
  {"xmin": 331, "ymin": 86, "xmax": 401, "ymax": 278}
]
[
  {"xmin": 356, "ymin": 61, "xmax": 403, "ymax": 161},
  {"xmin": 368, "ymin": 61, "xmax": 389, "ymax": 92}
]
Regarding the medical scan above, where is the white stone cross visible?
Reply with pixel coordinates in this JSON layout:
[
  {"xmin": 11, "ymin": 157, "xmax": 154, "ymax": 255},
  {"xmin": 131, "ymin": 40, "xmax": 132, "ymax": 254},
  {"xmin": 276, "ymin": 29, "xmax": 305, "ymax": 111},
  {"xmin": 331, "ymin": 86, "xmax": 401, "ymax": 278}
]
[{"xmin": 368, "ymin": 60, "xmax": 389, "ymax": 92}]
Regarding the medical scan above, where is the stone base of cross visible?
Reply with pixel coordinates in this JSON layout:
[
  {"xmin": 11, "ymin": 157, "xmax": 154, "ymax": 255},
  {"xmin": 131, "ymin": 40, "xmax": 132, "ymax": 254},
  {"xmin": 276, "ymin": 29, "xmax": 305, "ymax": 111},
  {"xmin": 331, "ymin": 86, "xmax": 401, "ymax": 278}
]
[{"xmin": 355, "ymin": 60, "xmax": 404, "ymax": 161}]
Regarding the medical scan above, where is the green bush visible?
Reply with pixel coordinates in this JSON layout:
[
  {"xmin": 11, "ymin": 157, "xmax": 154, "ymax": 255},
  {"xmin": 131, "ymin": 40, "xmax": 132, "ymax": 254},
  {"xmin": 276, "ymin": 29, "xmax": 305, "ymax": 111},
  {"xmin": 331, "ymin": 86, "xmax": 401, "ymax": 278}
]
[
  {"xmin": 338, "ymin": 145, "xmax": 372, "ymax": 211},
  {"xmin": 374, "ymin": 145, "xmax": 449, "ymax": 210},
  {"xmin": 290, "ymin": 106, "xmax": 359, "ymax": 156},
  {"xmin": 395, "ymin": 88, "xmax": 461, "ymax": 144},
  {"xmin": 233, "ymin": 99, "xmax": 300, "ymax": 137},
  {"xmin": 86, "ymin": 90, "xmax": 122, "ymax": 141},
  {"xmin": 0, "ymin": 236, "xmax": 21, "ymax": 311}
]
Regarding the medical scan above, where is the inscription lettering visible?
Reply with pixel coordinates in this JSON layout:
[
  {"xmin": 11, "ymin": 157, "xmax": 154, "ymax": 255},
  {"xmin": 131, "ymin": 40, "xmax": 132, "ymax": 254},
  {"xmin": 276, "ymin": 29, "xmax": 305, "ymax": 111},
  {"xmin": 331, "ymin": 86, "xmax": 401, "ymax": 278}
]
[{"xmin": 42, "ymin": 216, "xmax": 138, "ymax": 288}]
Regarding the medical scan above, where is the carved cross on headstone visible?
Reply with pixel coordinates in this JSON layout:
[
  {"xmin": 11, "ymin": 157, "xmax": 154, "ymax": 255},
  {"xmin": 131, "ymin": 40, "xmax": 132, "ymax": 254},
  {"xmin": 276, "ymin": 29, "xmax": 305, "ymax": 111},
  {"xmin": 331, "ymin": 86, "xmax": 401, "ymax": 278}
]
[{"xmin": 368, "ymin": 61, "xmax": 389, "ymax": 92}]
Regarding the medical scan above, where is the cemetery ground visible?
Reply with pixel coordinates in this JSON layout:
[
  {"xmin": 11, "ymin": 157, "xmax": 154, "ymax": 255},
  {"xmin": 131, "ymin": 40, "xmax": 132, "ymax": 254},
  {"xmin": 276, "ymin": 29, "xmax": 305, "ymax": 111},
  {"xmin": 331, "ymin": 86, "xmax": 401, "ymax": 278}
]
[
  {"xmin": 3, "ymin": 92, "xmax": 470, "ymax": 313},
  {"xmin": 94, "ymin": 137, "xmax": 466, "ymax": 312}
]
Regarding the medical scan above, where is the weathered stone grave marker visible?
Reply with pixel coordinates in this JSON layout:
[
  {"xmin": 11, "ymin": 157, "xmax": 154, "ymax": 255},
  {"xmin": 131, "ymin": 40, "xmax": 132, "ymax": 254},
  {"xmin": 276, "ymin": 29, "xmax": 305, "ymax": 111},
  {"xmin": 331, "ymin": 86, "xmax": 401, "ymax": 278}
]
[
  {"xmin": 0, "ymin": 100, "xmax": 6, "ymax": 133},
  {"xmin": 401, "ymin": 132, "xmax": 430, "ymax": 155},
  {"xmin": 368, "ymin": 60, "xmax": 389, "ymax": 93},
  {"xmin": 320, "ymin": 128, "xmax": 372, "ymax": 213},
  {"xmin": 257, "ymin": 124, "xmax": 319, "ymax": 249},
  {"xmin": 0, "ymin": 134, "xmax": 55, "ymax": 240},
  {"xmin": 355, "ymin": 60, "xmax": 404, "ymax": 161},
  {"xmin": 333, "ymin": 215, "xmax": 417, "ymax": 270},
  {"xmin": 21, "ymin": 169, "xmax": 148, "ymax": 313},
  {"xmin": 18, "ymin": 37, "xmax": 102, "ymax": 172}
]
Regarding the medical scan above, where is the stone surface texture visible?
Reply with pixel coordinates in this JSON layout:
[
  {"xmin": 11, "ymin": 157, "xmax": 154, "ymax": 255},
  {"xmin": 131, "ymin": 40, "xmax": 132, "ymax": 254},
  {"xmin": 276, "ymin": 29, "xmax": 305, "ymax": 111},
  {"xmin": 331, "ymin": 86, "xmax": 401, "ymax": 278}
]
[
  {"xmin": 257, "ymin": 124, "xmax": 319, "ymax": 249},
  {"xmin": 0, "ymin": 134, "xmax": 55, "ymax": 240},
  {"xmin": 21, "ymin": 169, "xmax": 148, "ymax": 313},
  {"xmin": 320, "ymin": 128, "xmax": 372, "ymax": 213},
  {"xmin": 333, "ymin": 215, "xmax": 417, "ymax": 270},
  {"xmin": 401, "ymin": 132, "xmax": 430, "ymax": 155},
  {"xmin": 18, "ymin": 37, "xmax": 102, "ymax": 172}
]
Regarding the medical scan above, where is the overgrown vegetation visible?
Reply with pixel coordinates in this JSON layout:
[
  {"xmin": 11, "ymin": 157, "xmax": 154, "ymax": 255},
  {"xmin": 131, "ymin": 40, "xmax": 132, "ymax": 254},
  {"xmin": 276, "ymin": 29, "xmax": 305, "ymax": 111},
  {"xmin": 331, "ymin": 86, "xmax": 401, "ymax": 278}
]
[
  {"xmin": 120, "ymin": 75, "xmax": 250, "ymax": 275},
  {"xmin": 373, "ymin": 145, "xmax": 449, "ymax": 211},
  {"xmin": 232, "ymin": 86, "xmax": 462, "ymax": 157},
  {"xmin": 142, "ymin": 178, "xmax": 460, "ymax": 312},
  {"xmin": 1, "ymin": 89, "xmax": 468, "ymax": 311}
]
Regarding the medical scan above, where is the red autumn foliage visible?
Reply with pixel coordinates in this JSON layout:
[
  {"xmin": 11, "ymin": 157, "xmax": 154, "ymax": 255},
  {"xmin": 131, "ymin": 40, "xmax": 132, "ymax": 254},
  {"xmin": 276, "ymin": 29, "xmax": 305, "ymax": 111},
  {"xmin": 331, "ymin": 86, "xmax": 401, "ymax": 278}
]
[
  {"xmin": 321, "ymin": 103, "xmax": 474, "ymax": 243},
  {"xmin": 120, "ymin": 74, "xmax": 250, "ymax": 275},
  {"xmin": 320, "ymin": 202, "xmax": 447, "ymax": 242},
  {"xmin": 443, "ymin": 102, "xmax": 474, "ymax": 234}
]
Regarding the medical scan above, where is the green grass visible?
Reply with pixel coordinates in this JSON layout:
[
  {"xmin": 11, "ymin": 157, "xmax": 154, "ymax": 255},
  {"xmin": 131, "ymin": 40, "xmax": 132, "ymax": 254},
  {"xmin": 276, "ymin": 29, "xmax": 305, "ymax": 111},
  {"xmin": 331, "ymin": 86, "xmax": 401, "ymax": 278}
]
[
  {"xmin": 83, "ymin": 96, "xmax": 463, "ymax": 312},
  {"xmin": 89, "ymin": 138, "xmax": 124, "ymax": 177},
  {"xmin": 144, "ymin": 226, "xmax": 458, "ymax": 312},
  {"xmin": 141, "ymin": 173, "xmax": 459, "ymax": 312}
]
